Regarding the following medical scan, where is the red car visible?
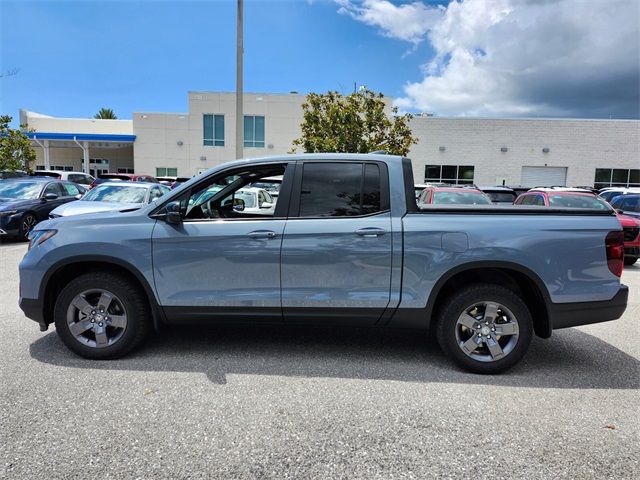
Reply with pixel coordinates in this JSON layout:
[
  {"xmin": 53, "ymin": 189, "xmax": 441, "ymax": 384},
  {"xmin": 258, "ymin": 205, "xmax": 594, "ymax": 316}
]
[
  {"xmin": 617, "ymin": 213, "xmax": 640, "ymax": 266},
  {"xmin": 90, "ymin": 173, "xmax": 158, "ymax": 189},
  {"xmin": 515, "ymin": 188, "xmax": 638, "ymax": 266},
  {"xmin": 514, "ymin": 188, "xmax": 611, "ymax": 209},
  {"xmin": 417, "ymin": 186, "xmax": 492, "ymax": 206}
]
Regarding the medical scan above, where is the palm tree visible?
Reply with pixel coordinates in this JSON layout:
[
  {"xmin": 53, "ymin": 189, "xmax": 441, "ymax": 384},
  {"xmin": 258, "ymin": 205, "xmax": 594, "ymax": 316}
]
[{"xmin": 94, "ymin": 108, "xmax": 117, "ymax": 119}]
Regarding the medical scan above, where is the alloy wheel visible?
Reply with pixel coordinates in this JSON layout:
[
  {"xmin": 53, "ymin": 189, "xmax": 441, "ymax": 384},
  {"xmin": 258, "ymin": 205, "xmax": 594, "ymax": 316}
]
[
  {"xmin": 455, "ymin": 301, "xmax": 520, "ymax": 362},
  {"xmin": 66, "ymin": 289, "xmax": 128, "ymax": 348}
]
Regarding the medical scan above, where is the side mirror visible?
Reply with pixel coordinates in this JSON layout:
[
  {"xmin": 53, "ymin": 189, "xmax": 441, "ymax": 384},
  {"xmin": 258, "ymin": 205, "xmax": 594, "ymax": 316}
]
[
  {"xmin": 233, "ymin": 198, "xmax": 245, "ymax": 211},
  {"xmin": 165, "ymin": 201, "xmax": 183, "ymax": 224},
  {"xmin": 43, "ymin": 193, "xmax": 58, "ymax": 201},
  {"xmin": 260, "ymin": 202, "xmax": 274, "ymax": 209}
]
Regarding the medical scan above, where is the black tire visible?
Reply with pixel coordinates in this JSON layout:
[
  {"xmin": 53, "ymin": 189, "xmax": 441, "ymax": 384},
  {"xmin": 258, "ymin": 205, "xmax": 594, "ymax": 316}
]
[
  {"xmin": 19, "ymin": 213, "xmax": 38, "ymax": 241},
  {"xmin": 624, "ymin": 256, "xmax": 638, "ymax": 266},
  {"xmin": 54, "ymin": 271, "xmax": 151, "ymax": 359},
  {"xmin": 436, "ymin": 284, "xmax": 533, "ymax": 374}
]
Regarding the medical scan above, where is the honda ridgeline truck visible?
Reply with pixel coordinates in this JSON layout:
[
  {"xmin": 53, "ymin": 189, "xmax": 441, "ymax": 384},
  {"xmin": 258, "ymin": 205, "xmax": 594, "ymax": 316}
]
[{"xmin": 19, "ymin": 154, "xmax": 628, "ymax": 373}]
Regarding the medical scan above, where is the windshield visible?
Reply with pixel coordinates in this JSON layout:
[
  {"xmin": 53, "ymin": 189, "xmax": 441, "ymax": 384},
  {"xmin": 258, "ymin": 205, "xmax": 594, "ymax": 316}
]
[
  {"xmin": 433, "ymin": 191, "xmax": 492, "ymax": 205},
  {"xmin": 0, "ymin": 181, "xmax": 43, "ymax": 200},
  {"xmin": 82, "ymin": 184, "xmax": 147, "ymax": 204},
  {"xmin": 548, "ymin": 194, "xmax": 610, "ymax": 209}
]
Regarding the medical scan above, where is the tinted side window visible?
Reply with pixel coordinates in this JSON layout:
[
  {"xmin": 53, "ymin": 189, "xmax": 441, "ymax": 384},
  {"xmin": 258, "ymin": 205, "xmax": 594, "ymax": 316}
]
[
  {"xmin": 532, "ymin": 195, "xmax": 546, "ymax": 206},
  {"xmin": 518, "ymin": 195, "xmax": 535, "ymax": 205},
  {"xmin": 43, "ymin": 183, "xmax": 62, "ymax": 197},
  {"xmin": 298, "ymin": 162, "xmax": 382, "ymax": 218}
]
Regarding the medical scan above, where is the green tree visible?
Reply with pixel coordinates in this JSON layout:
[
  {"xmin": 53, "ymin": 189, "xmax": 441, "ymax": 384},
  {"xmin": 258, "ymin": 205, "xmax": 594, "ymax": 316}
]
[
  {"xmin": 291, "ymin": 89, "xmax": 417, "ymax": 156},
  {"xmin": 0, "ymin": 115, "xmax": 36, "ymax": 172},
  {"xmin": 94, "ymin": 108, "xmax": 117, "ymax": 119}
]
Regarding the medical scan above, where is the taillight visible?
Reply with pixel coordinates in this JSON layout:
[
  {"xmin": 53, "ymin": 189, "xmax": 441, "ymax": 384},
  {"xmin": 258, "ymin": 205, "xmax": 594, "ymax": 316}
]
[{"xmin": 605, "ymin": 230, "xmax": 624, "ymax": 277}]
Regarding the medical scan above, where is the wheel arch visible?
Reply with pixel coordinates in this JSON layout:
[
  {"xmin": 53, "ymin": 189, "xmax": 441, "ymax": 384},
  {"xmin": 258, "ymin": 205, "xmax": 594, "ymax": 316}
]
[
  {"xmin": 41, "ymin": 255, "xmax": 164, "ymax": 330},
  {"xmin": 425, "ymin": 261, "xmax": 553, "ymax": 338}
]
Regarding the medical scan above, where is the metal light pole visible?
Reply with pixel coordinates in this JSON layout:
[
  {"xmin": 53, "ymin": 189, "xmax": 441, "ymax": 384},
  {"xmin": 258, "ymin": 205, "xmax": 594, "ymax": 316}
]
[{"xmin": 235, "ymin": 0, "xmax": 244, "ymax": 159}]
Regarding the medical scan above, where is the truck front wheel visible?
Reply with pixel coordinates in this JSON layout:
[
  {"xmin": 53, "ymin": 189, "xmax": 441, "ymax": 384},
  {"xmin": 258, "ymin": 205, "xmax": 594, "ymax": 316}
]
[
  {"xmin": 436, "ymin": 284, "xmax": 533, "ymax": 374},
  {"xmin": 53, "ymin": 271, "xmax": 151, "ymax": 359}
]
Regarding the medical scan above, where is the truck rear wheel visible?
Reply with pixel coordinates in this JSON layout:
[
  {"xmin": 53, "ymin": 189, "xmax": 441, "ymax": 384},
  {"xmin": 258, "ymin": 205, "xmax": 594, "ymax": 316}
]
[
  {"xmin": 53, "ymin": 271, "xmax": 151, "ymax": 359},
  {"xmin": 436, "ymin": 284, "xmax": 533, "ymax": 374}
]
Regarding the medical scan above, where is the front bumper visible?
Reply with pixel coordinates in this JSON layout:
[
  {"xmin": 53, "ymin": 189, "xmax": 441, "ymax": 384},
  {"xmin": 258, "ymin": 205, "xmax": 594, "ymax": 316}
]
[
  {"xmin": 19, "ymin": 297, "xmax": 47, "ymax": 331},
  {"xmin": 550, "ymin": 285, "xmax": 629, "ymax": 330}
]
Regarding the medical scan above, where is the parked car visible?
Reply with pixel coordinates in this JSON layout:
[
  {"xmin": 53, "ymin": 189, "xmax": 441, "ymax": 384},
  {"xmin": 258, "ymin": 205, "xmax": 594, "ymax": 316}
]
[
  {"xmin": 19, "ymin": 154, "xmax": 627, "ymax": 374},
  {"xmin": 478, "ymin": 186, "xmax": 517, "ymax": 204},
  {"xmin": 1, "ymin": 170, "xmax": 29, "ymax": 179},
  {"xmin": 611, "ymin": 194, "xmax": 640, "ymax": 218},
  {"xmin": 156, "ymin": 176, "xmax": 176, "ymax": 186},
  {"xmin": 32, "ymin": 170, "xmax": 95, "ymax": 187},
  {"xmin": 249, "ymin": 175, "xmax": 282, "ymax": 198},
  {"xmin": 90, "ymin": 173, "xmax": 158, "ymax": 189},
  {"xmin": 418, "ymin": 185, "xmax": 492, "ymax": 206},
  {"xmin": 0, "ymin": 178, "xmax": 85, "ymax": 240},
  {"xmin": 616, "ymin": 213, "xmax": 640, "ymax": 266},
  {"xmin": 514, "ymin": 188, "xmax": 611, "ymax": 210},
  {"xmin": 504, "ymin": 185, "xmax": 532, "ymax": 197},
  {"xmin": 232, "ymin": 187, "xmax": 276, "ymax": 215},
  {"xmin": 170, "ymin": 177, "xmax": 192, "ymax": 190},
  {"xmin": 50, "ymin": 182, "xmax": 169, "ymax": 218},
  {"xmin": 599, "ymin": 187, "xmax": 640, "ymax": 204}
]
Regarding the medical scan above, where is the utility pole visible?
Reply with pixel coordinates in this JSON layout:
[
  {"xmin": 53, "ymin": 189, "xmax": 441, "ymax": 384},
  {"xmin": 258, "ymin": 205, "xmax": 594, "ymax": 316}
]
[{"xmin": 235, "ymin": 0, "xmax": 244, "ymax": 159}]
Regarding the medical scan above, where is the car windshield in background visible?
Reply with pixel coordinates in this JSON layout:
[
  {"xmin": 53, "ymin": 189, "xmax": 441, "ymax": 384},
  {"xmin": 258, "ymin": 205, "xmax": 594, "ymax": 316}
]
[
  {"xmin": 487, "ymin": 192, "xmax": 516, "ymax": 203},
  {"xmin": 433, "ymin": 191, "xmax": 492, "ymax": 205},
  {"xmin": 250, "ymin": 181, "xmax": 280, "ymax": 192},
  {"xmin": 547, "ymin": 194, "xmax": 610, "ymax": 209},
  {"xmin": 82, "ymin": 185, "xmax": 147, "ymax": 204},
  {"xmin": 0, "ymin": 181, "xmax": 42, "ymax": 200}
]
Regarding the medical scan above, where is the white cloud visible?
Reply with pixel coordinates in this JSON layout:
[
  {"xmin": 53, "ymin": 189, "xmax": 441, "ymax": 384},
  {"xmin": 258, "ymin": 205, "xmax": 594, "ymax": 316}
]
[
  {"xmin": 337, "ymin": 0, "xmax": 640, "ymax": 118},
  {"xmin": 336, "ymin": 0, "xmax": 445, "ymax": 44}
]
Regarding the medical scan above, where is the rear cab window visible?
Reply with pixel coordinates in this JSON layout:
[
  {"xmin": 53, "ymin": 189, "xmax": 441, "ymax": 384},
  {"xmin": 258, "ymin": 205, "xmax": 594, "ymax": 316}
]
[{"xmin": 292, "ymin": 162, "xmax": 387, "ymax": 218}]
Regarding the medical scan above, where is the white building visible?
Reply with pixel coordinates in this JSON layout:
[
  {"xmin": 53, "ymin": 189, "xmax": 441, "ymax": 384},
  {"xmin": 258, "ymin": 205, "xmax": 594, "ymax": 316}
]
[{"xmin": 21, "ymin": 91, "xmax": 640, "ymax": 188}]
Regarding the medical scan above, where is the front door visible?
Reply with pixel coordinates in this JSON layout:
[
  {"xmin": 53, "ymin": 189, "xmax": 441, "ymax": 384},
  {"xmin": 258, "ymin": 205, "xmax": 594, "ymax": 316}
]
[
  {"xmin": 280, "ymin": 161, "xmax": 393, "ymax": 325},
  {"xmin": 151, "ymin": 162, "xmax": 291, "ymax": 323}
]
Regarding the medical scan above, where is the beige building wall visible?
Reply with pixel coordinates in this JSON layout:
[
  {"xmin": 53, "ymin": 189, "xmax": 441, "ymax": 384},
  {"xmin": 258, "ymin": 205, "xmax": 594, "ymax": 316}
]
[
  {"xmin": 133, "ymin": 92, "xmax": 306, "ymax": 177},
  {"xmin": 20, "ymin": 109, "xmax": 133, "ymax": 135},
  {"xmin": 407, "ymin": 117, "xmax": 640, "ymax": 186}
]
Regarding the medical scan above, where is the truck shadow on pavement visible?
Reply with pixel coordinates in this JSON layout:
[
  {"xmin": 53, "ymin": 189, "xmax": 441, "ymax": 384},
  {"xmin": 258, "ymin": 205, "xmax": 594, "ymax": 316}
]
[{"xmin": 29, "ymin": 324, "xmax": 639, "ymax": 389}]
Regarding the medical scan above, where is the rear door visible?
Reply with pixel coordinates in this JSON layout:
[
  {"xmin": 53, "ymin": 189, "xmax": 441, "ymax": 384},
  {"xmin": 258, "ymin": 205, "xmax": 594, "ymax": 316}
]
[{"xmin": 280, "ymin": 161, "xmax": 393, "ymax": 325}]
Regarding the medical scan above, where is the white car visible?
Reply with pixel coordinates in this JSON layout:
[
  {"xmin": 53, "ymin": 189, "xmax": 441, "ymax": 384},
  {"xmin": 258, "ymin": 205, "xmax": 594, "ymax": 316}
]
[
  {"xmin": 35, "ymin": 170, "xmax": 95, "ymax": 188},
  {"xmin": 49, "ymin": 182, "xmax": 169, "ymax": 218},
  {"xmin": 233, "ymin": 187, "xmax": 276, "ymax": 215},
  {"xmin": 249, "ymin": 175, "xmax": 282, "ymax": 198}
]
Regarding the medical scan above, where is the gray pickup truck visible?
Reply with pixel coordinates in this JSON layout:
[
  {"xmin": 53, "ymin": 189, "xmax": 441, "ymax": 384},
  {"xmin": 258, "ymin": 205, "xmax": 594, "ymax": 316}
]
[{"xmin": 19, "ymin": 154, "xmax": 628, "ymax": 373}]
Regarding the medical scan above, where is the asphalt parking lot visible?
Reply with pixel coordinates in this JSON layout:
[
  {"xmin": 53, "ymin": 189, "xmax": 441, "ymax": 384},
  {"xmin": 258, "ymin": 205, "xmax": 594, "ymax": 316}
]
[{"xmin": 1, "ymin": 240, "xmax": 638, "ymax": 479}]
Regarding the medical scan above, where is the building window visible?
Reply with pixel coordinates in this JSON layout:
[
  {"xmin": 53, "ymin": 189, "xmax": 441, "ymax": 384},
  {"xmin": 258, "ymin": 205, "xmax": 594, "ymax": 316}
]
[
  {"xmin": 594, "ymin": 168, "xmax": 640, "ymax": 189},
  {"xmin": 203, "ymin": 114, "xmax": 224, "ymax": 146},
  {"xmin": 48, "ymin": 165, "xmax": 74, "ymax": 171},
  {"xmin": 117, "ymin": 168, "xmax": 135, "ymax": 174},
  {"xmin": 244, "ymin": 115, "xmax": 265, "ymax": 148},
  {"xmin": 156, "ymin": 167, "xmax": 178, "ymax": 177},
  {"xmin": 425, "ymin": 165, "xmax": 475, "ymax": 184}
]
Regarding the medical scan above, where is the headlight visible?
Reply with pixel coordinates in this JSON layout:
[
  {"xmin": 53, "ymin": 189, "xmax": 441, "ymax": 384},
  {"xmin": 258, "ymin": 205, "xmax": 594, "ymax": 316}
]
[
  {"xmin": 0, "ymin": 210, "xmax": 18, "ymax": 217},
  {"xmin": 27, "ymin": 229, "xmax": 57, "ymax": 251}
]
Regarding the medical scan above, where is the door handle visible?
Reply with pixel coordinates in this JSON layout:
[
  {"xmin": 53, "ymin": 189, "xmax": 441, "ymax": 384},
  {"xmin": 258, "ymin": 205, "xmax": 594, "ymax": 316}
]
[
  {"xmin": 355, "ymin": 227, "xmax": 387, "ymax": 237},
  {"xmin": 247, "ymin": 230, "xmax": 277, "ymax": 239}
]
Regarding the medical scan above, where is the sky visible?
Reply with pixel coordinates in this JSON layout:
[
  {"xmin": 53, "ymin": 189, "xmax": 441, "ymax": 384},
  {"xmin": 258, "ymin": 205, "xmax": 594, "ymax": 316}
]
[{"xmin": 1, "ymin": 0, "xmax": 639, "ymax": 126}]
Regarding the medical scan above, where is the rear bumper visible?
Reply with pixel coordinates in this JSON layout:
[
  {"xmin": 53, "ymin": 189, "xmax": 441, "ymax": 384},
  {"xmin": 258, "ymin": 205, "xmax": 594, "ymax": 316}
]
[
  {"xmin": 624, "ymin": 246, "xmax": 639, "ymax": 258},
  {"xmin": 550, "ymin": 285, "xmax": 629, "ymax": 330}
]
